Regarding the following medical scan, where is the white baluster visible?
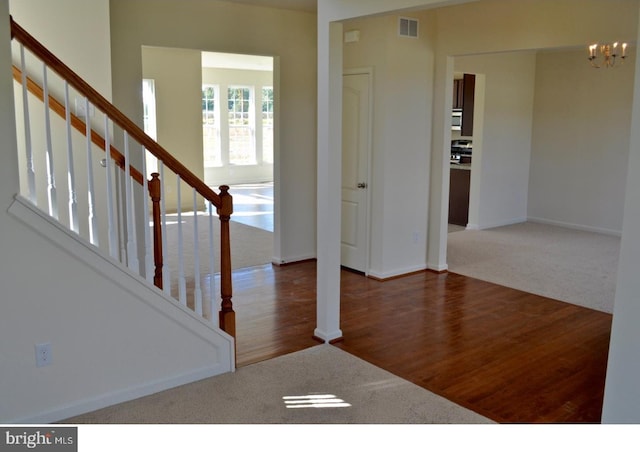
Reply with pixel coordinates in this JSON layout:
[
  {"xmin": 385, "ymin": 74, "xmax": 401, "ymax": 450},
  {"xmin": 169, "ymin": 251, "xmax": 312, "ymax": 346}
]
[
  {"xmin": 117, "ymin": 169, "xmax": 127, "ymax": 263},
  {"xmin": 20, "ymin": 45, "xmax": 36, "ymax": 203},
  {"xmin": 160, "ymin": 162, "xmax": 171, "ymax": 294},
  {"xmin": 85, "ymin": 97, "xmax": 99, "ymax": 246},
  {"xmin": 142, "ymin": 146, "xmax": 153, "ymax": 284},
  {"xmin": 123, "ymin": 131, "xmax": 139, "ymax": 273},
  {"xmin": 206, "ymin": 201, "xmax": 216, "ymax": 323},
  {"xmin": 192, "ymin": 189, "xmax": 202, "ymax": 316},
  {"xmin": 42, "ymin": 65, "xmax": 58, "ymax": 219},
  {"xmin": 104, "ymin": 115, "xmax": 118, "ymax": 259},
  {"xmin": 63, "ymin": 82, "xmax": 78, "ymax": 234},
  {"xmin": 177, "ymin": 175, "xmax": 187, "ymax": 306}
]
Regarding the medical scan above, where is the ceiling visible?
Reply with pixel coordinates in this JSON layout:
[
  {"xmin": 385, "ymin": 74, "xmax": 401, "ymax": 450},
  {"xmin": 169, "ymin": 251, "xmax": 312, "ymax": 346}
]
[
  {"xmin": 202, "ymin": 51, "xmax": 274, "ymax": 70},
  {"xmin": 223, "ymin": 0, "xmax": 317, "ymax": 13}
]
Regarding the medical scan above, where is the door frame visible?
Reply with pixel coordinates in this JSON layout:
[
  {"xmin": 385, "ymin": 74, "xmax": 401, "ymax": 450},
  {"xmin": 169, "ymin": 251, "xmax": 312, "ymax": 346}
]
[{"xmin": 342, "ymin": 67, "xmax": 374, "ymax": 276}]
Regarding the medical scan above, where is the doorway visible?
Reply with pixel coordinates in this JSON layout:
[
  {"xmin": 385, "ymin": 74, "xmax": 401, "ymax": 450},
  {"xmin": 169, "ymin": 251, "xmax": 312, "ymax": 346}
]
[
  {"xmin": 341, "ymin": 70, "xmax": 372, "ymax": 274},
  {"xmin": 141, "ymin": 47, "xmax": 276, "ymax": 268}
]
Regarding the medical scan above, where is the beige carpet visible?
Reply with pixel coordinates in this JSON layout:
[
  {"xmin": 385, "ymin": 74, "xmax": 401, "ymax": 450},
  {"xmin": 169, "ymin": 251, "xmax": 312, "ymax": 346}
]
[
  {"xmin": 158, "ymin": 212, "xmax": 272, "ymax": 304},
  {"xmin": 162, "ymin": 211, "xmax": 272, "ymax": 272},
  {"xmin": 447, "ymin": 222, "xmax": 620, "ymax": 313},
  {"xmin": 63, "ymin": 345, "xmax": 493, "ymax": 424}
]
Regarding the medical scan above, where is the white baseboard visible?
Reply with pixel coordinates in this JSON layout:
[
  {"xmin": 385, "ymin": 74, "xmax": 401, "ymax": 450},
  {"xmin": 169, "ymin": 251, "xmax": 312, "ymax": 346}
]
[
  {"xmin": 313, "ymin": 328, "xmax": 343, "ymax": 343},
  {"xmin": 367, "ymin": 264, "xmax": 428, "ymax": 280},
  {"xmin": 527, "ymin": 216, "xmax": 622, "ymax": 237},
  {"xmin": 466, "ymin": 217, "xmax": 528, "ymax": 231},
  {"xmin": 427, "ymin": 262, "xmax": 448, "ymax": 272},
  {"xmin": 272, "ymin": 253, "xmax": 316, "ymax": 265},
  {"xmin": 12, "ymin": 364, "xmax": 229, "ymax": 424}
]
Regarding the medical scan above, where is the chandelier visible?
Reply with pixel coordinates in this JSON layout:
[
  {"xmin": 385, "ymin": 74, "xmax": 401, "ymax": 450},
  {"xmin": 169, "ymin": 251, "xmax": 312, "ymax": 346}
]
[{"xmin": 588, "ymin": 42, "xmax": 627, "ymax": 68}]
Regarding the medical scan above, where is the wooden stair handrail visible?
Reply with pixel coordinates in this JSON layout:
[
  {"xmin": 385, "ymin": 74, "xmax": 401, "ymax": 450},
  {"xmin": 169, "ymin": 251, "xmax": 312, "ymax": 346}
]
[
  {"xmin": 10, "ymin": 16, "xmax": 222, "ymax": 209},
  {"xmin": 12, "ymin": 65, "xmax": 145, "ymax": 186},
  {"xmin": 10, "ymin": 16, "xmax": 235, "ymax": 341}
]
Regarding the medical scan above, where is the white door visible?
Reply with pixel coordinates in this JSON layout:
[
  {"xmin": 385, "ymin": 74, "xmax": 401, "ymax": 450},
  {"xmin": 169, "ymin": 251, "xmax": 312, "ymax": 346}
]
[{"xmin": 341, "ymin": 72, "xmax": 371, "ymax": 273}]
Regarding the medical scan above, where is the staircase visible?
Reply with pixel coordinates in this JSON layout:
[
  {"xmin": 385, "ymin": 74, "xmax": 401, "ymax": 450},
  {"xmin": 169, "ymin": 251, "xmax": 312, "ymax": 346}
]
[{"xmin": 4, "ymin": 17, "xmax": 237, "ymax": 421}]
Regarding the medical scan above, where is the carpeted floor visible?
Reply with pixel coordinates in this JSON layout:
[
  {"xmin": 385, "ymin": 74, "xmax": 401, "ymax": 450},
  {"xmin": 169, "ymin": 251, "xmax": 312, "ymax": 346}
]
[
  {"xmin": 163, "ymin": 212, "xmax": 273, "ymax": 273},
  {"xmin": 447, "ymin": 222, "xmax": 620, "ymax": 313},
  {"xmin": 62, "ymin": 345, "xmax": 494, "ymax": 424}
]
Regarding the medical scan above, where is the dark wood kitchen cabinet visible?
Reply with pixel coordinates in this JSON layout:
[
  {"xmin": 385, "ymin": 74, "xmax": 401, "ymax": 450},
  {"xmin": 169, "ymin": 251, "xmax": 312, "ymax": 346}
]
[
  {"xmin": 449, "ymin": 168, "xmax": 470, "ymax": 226},
  {"xmin": 453, "ymin": 79, "xmax": 464, "ymax": 109},
  {"xmin": 452, "ymin": 73, "xmax": 475, "ymax": 136}
]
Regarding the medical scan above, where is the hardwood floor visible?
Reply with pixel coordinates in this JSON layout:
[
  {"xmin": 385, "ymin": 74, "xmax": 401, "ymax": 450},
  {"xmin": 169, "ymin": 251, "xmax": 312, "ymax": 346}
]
[{"xmin": 232, "ymin": 260, "xmax": 612, "ymax": 424}]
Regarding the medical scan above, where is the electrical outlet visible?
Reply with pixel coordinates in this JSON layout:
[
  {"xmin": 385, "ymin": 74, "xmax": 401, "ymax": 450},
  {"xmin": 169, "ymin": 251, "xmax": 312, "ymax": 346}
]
[{"xmin": 35, "ymin": 342, "xmax": 52, "ymax": 367}]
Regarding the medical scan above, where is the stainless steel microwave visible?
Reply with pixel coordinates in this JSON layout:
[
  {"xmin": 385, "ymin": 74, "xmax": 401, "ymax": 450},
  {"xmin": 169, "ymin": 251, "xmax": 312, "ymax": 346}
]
[{"xmin": 452, "ymin": 109, "xmax": 462, "ymax": 131}]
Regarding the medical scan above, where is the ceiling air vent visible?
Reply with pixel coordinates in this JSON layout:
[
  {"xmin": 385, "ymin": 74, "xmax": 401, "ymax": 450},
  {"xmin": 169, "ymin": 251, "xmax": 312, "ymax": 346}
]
[{"xmin": 399, "ymin": 17, "xmax": 418, "ymax": 38}]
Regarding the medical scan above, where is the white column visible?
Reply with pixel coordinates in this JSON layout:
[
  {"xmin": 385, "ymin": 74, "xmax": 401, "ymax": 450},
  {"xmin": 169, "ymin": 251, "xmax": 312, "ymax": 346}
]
[
  {"xmin": 315, "ymin": 20, "xmax": 343, "ymax": 342},
  {"xmin": 426, "ymin": 54, "xmax": 454, "ymax": 272}
]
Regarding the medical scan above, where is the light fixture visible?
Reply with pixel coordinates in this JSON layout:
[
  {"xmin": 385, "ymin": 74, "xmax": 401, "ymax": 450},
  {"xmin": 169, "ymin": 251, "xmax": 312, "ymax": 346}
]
[{"xmin": 588, "ymin": 42, "xmax": 627, "ymax": 68}]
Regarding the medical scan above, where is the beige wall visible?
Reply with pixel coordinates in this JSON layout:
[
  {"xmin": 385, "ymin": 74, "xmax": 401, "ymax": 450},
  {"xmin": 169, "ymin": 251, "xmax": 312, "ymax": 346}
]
[
  {"xmin": 9, "ymin": 0, "xmax": 112, "ymax": 99},
  {"xmin": 142, "ymin": 46, "xmax": 204, "ymax": 212},
  {"xmin": 528, "ymin": 48, "xmax": 633, "ymax": 234},
  {"xmin": 110, "ymin": 0, "xmax": 317, "ymax": 263},
  {"xmin": 454, "ymin": 51, "xmax": 537, "ymax": 230},
  {"xmin": 10, "ymin": 0, "xmax": 115, "ymax": 251},
  {"xmin": 343, "ymin": 11, "xmax": 436, "ymax": 278},
  {"xmin": 427, "ymin": 0, "xmax": 640, "ymax": 268}
]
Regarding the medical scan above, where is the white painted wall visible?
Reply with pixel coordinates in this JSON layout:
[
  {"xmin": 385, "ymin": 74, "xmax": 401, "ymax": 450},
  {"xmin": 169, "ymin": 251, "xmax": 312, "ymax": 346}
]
[
  {"xmin": 602, "ymin": 2, "xmax": 640, "ymax": 422},
  {"xmin": 343, "ymin": 12, "xmax": 436, "ymax": 278},
  {"xmin": 110, "ymin": 0, "xmax": 317, "ymax": 264},
  {"xmin": 0, "ymin": 0, "xmax": 232, "ymax": 423},
  {"xmin": 454, "ymin": 52, "xmax": 537, "ymax": 230},
  {"xmin": 528, "ymin": 49, "xmax": 633, "ymax": 235}
]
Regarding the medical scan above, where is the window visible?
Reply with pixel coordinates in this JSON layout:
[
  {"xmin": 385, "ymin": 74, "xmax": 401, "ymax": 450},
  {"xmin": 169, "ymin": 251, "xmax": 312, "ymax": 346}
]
[
  {"xmin": 262, "ymin": 87, "xmax": 274, "ymax": 164},
  {"xmin": 201, "ymin": 82, "xmax": 273, "ymax": 169},
  {"xmin": 142, "ymin": 79, "xmax": 157, "ymax": 140},
  {"xmin": 228, "ymin": 86, "xmax": 255, "ymax": 165},
  {"xmin": 202, "ymin": 85, "xmax": 221, "ymax": 167},
  {"xmin": 142, "ymin": 79, "xmax": 158, "ymax": 175}
]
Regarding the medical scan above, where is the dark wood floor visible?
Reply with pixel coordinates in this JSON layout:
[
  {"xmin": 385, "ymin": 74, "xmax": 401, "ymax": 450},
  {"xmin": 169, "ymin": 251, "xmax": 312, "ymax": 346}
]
[{"xmin": 232, "ymin": 260, "xmax": 612, "ymax": 424}]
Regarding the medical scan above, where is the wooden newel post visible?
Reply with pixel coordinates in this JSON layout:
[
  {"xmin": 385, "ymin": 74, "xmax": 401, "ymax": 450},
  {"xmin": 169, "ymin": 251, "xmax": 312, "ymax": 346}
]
[
  {"xmin": 218, "ymin": 185, "xmax": 235, "ymax": 338},
  {"xmin": 149, "ymin": 173, "xmax": 163, "ymax": 290}
]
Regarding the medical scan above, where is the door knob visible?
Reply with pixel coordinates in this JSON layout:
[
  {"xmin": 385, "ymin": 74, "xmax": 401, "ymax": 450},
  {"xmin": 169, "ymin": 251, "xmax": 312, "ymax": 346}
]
[{"xmin": 357, "ymin": 182, "xmax": 367, "ymax": 189}]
